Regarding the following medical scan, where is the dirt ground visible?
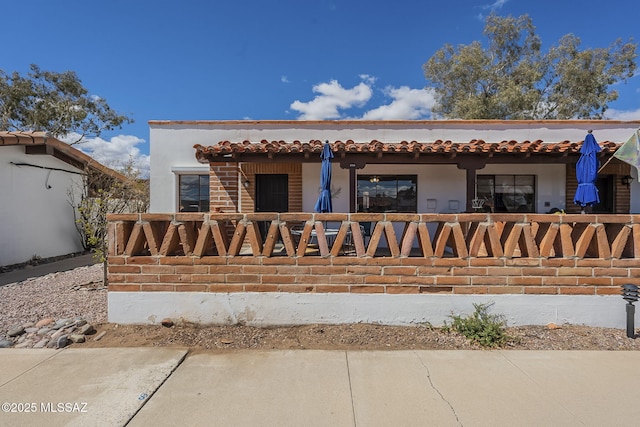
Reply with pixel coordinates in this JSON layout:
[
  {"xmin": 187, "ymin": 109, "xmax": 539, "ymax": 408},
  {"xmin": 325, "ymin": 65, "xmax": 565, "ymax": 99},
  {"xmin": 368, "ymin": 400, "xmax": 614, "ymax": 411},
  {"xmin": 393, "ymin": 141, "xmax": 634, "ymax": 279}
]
[{"xmin": 81, "ymin": 322, "xmax": 640, "ymax": 351}]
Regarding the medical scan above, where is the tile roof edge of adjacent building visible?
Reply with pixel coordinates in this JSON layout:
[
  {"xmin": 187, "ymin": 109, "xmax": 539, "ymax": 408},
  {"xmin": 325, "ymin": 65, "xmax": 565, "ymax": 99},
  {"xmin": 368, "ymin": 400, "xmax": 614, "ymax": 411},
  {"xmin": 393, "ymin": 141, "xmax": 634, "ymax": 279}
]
[
  {"xmin": 149, "ymin": 119, "xmax": 640, "ymax": 126},
  {"xmin": 0, "ymin": 131, "xmax": 128, "ymax": 182}
]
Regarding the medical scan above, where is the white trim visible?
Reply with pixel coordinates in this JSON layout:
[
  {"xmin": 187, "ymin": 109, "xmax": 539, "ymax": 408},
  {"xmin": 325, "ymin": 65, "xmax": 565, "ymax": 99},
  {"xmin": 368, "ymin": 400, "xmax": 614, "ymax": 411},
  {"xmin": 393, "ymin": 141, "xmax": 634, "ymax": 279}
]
[
  {"xmin": 172, "ymin": 169, "xmax": 210, "ymax": 213},
  {"xmin": 171, "ymin": 166, "xmax": 210, "ymax": 173},
  {"xmin": 109, "ymin": 292, "xmax": 628, "ymax": 328}
]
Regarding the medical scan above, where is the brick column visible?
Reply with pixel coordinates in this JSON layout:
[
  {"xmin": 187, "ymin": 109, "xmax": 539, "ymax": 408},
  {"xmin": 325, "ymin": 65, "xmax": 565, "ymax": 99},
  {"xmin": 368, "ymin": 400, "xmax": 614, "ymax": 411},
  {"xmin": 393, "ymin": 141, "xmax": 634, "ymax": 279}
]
[{"xmin": 209, "ymin": 162, "xmax": 238, "ymax": 212}]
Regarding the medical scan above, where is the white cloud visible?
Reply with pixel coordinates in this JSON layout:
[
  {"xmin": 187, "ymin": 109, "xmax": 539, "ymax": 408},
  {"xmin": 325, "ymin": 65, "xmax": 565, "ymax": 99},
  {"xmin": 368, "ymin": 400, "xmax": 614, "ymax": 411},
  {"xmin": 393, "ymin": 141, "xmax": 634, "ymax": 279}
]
[
  {"xmin": 281, "ymin": 75, "xmax": 290, "ymax": 83},
  {"xmin": 291, "ymin": 74, "xmax": 435, "ymax": 120},
  {"xmin": 604, "ymin": 108, "xmax": 640, "ymax": 121},
  {"xmin": 359, "ymin": 74, "xmax": 377, "ymax": 85},
  {"xmin": 290, "ymin": 79, "xmax": 373, "ymax": 120},
  {"xmin": 361, "ymin": 86, "xmax": 436, "ymax": 120},
  {"xmin": 290, "ymin": 76, "xmax": 436, "ymax": 120},
  {"xmin": 482, "ymin": 0, "xmax": 509, "ymax": 10},
  {"xmin": 477, "ymin": 0, "xmax": 509, "ymax": 20},
  {"xmin": 63, "ymin": 133, "xmax": 150, "ymax": 177}
]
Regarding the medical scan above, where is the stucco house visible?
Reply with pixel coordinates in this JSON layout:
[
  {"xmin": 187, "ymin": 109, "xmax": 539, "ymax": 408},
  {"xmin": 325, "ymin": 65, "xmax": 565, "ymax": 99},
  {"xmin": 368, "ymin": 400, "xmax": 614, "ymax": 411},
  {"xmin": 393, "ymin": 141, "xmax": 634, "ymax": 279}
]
[
  {"xmin": 148, "ymin": 120, "xmax": 640, "ymax": 216},
  {"xmin": 0, "ymin": 131, "xmax": 126, "ymax": 267},
  {"xmin": 107, "ymin": 120, "xmax": 640, "ymax": 328}
]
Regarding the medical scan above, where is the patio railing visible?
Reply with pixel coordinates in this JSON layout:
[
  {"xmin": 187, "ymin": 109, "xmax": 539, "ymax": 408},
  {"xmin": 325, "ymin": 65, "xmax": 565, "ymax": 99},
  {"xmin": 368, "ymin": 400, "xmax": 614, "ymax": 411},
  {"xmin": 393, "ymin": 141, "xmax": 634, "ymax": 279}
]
[{"xmin": 107, "ymin": 213, "xmax": 640, "ymax": 260}]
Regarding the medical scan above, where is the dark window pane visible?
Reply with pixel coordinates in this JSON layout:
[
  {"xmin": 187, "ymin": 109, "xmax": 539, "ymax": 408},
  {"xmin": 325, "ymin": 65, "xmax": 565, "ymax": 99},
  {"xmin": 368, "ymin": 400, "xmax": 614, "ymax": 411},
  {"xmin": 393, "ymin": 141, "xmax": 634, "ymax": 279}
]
[
  {"xmin": 179, "ymin": 174, "xmax": 210, "ymax": 212},
  {"xmin": 357, "ymin": 175, "xmax": 417, "ymax": 213},
  {"xmin": 478, "ymin": 174, "xmax": 536, "ymax": 213}
]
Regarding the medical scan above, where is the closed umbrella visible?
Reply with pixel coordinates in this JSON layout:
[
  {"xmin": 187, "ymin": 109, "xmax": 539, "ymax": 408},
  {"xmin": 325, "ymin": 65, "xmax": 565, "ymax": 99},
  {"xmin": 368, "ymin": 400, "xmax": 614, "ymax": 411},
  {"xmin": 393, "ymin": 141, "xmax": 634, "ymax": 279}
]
[
  {"xmin": 313, "ymin": 141, "xmax": 333, "ymax": 213},
  {"xmin": 573, "ymin": 131, "xmax": 601, "ymax": 211}
]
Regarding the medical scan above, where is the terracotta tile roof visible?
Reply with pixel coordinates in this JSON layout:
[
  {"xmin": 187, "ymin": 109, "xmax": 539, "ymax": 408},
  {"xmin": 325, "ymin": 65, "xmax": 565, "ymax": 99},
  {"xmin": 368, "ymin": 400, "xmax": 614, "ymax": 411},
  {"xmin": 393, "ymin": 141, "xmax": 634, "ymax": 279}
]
[
  {"xmin": 0, "ymin": 131, "xmax": 127, "ymax": 181},
  {"xmin": 194, "ymin": 139, "xmax": 620, "ymax": 159}
]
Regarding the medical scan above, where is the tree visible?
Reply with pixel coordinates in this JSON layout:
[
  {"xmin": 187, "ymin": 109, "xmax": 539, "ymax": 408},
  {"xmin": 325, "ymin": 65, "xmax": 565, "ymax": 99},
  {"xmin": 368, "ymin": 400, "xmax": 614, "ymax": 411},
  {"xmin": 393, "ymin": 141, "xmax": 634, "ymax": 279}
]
[
  {"xmin": 69, "ymin": 158, "xmax": 149, "ymax": 285},
  {"xmin": 0, "ymin": 64, "xmax": 132, "ymax": 142},
  {"xmin": 423, "ymin": 14, "xmax": 637, "ymax": 120}
]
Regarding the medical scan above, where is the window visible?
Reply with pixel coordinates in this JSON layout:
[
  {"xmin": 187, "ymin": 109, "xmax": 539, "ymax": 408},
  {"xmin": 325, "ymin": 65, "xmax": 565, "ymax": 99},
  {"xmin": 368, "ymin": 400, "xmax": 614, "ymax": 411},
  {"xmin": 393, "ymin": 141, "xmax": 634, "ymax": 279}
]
[
  {"xmin": 477, "ymin": 175, "xmax": 535, "ymax": 213},
  {"xmin": 357, "ymin": 175, "xmax": 417, "ymax": 213},
  {"xmin": 179, "ymin": 174, "xmax": 209, "ymax": 212}
]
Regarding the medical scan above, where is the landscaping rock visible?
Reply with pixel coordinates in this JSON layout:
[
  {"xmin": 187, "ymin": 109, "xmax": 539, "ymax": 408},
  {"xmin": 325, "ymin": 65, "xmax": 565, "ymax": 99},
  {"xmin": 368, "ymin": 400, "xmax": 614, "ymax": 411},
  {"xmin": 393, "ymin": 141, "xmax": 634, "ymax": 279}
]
[
  {"xmin": 1, "ymin": 316, "xmax": 96, "ymax": 349},
  {"xmin": 93, "ymin": 331, "xmax": 107, "ymax": 341},
  {"xmin": 56, "ymin": 335, "xmax": 70, "ymax": 349},
  {"xmin": 35, "ymin": 318, "xmax": 55, "ymax": 328},
  {"xmin": 161, "ymin": 318, "xmax": 174, "ymax": 328},
  {"xmin": 50, "ymin": 329, "xmax": 65, "ymax": 341},
  {"xmin": 8, "ymin": 326, "xmax": 25, "ymax": 337},
  {"xmin": 52, "ymin": 318, "xmax": 72, "ymax": 330},
  {"xmin": 79, "ymin": 324, "xmax": 95, "ymax": 335},
  {"xmin": 15, "ymin": 341, "xmax": 32, "ymax": 349},
  {"xmin": 33, "ymin": 338, "xmax": 49, "ymax": 349},
  {"xmin": 69, "ymin": 334, "xmax": 86, "ymax": 343}
]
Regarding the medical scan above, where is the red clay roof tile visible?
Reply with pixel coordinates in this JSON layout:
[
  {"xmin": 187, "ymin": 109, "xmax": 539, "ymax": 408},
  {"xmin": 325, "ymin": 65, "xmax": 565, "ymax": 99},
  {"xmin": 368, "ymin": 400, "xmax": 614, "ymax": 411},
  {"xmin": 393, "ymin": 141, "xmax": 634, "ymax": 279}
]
[{"xmin": 194, "ymin": 139, "xmax": 619, "ymax": 159}]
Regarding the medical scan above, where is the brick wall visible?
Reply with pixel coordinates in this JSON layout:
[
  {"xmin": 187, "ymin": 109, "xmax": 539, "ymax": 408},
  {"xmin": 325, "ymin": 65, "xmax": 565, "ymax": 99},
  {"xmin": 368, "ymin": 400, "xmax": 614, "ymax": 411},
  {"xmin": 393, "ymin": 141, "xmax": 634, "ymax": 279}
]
[
  {"xmin": 107, "ymin": 255, "xmax": 640, "ymax": 296},
  {"xmin": 209, "ymin": 162, "xmax": 239, "ymax": 212},
  {"xmin": 240, "ymin": 163, "xmax": 302, "ymax": 212}
]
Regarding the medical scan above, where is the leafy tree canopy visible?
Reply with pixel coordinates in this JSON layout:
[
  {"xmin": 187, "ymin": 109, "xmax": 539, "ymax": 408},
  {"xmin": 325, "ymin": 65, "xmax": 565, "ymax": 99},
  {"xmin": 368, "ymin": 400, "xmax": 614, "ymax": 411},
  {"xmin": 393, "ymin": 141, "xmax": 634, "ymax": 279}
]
[
  {"xmin": 423, "ymin": 14, "xmax": 637, "ymax": 120},
  {"xmin": 0, "ymin": 64, "xmax": 132, "ymax": 141}
]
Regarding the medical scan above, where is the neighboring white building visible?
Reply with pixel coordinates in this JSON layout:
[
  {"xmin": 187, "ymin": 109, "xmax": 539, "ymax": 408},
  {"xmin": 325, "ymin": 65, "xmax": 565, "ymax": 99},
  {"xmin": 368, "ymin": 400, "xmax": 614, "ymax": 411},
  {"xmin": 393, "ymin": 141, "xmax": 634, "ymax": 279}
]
[
  {"xmin": 0, "ymin": 132, "xmax": 126, "ymax": 267},
  {"xmin": 149, "ymin": 120, "xmax": 640, "ymax": 216}
]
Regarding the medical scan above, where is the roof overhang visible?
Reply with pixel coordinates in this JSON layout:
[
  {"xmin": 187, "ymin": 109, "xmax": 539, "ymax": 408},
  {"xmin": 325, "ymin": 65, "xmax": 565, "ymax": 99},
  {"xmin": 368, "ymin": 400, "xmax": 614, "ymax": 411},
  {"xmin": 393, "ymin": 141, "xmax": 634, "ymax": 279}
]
[
  {"xmin": 194, "ymin": 139, "xmax": 620, "ymax": 166},
  {"xmin": 0, "ymin": 131, "xmax": 128, "ymax": 182}
]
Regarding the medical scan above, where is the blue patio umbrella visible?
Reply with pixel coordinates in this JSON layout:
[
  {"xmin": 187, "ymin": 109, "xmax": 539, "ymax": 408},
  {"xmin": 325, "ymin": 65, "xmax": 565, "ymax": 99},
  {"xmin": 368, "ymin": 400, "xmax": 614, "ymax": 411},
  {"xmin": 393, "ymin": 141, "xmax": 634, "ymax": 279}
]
[
  {"xmin": 573, "ymin": 131, "xmax": 601, "ymax": 209},
  {"xmin": 313, "ymin": 141, "xmax": 333, "ymax": 213}
]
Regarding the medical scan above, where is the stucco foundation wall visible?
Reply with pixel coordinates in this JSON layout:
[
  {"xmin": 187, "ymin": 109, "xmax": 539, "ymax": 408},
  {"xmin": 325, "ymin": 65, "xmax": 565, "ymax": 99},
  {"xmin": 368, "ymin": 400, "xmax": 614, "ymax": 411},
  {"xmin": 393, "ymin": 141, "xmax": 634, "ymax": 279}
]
[{"xmin": 108, "ymin": 292, "xmax": 627, "ymax": 328}]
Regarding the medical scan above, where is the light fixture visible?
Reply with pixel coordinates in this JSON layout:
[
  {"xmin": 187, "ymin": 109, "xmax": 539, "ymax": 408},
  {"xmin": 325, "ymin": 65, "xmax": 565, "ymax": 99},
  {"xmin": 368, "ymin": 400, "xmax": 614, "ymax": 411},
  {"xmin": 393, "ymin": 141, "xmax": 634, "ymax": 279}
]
[
  {"xmin": 622, "ymin": 284, "xmax": 639, "ymax": 338},
  {"xmin": 369, "ymin": 176, "xmax": 379, "ymax": 183},
  {"xmin": 621, "ymin": 175, "xmax": 633, "ymax": 186},
  {"xmin": 243, "ymin": 179, "xmax": 250, "ymax": 188}
]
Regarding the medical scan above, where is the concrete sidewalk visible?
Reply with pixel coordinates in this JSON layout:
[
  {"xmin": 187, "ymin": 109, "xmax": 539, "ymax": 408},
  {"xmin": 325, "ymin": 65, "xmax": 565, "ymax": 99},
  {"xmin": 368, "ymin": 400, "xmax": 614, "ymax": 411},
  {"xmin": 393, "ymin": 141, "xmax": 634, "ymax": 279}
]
[
  {"xmin": 1, "ymin": 349, "xmax": 639, "ymax": 426},
  {"xmin": 0, "ymin": 253, "xmax": 97, "ymax": 287}
]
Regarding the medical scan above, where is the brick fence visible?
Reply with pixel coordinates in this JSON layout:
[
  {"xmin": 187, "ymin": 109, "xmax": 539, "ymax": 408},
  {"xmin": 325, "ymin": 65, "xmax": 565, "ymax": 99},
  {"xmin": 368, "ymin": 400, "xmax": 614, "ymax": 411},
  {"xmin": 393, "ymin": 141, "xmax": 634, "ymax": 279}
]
[{"xmin": 107, "ymin": 213, "xmax": 640, "ymax": 297}]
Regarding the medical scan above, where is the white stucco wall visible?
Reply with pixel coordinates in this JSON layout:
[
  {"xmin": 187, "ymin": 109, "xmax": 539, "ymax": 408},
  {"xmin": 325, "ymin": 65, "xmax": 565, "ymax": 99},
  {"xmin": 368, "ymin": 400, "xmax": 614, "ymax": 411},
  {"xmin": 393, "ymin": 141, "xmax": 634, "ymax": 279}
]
[
  {"xmin": 109, "ymin": 292, "xmax": 628, "ymax": 329},
  {"xmin": 149, "ymin": 121, "xmax": 640, "ymax": 213},
  {"xmin": 0, "ymin": 146, "xmax": 84, "ymax": 266}
]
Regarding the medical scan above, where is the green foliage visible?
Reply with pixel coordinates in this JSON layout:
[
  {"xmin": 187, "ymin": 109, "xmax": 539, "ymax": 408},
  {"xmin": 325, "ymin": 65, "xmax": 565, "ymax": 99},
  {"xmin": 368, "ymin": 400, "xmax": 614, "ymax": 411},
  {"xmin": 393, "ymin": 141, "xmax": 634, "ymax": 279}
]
[
  {"xmin": 423, "ymin": 13, "xmax": 637, "ymax": 120},
  {"xmin": 446, "ymin": 302, "xmax": 510, "ymax": 348},
  {"xmin": 69, "ymin": 159, "xmax": 149, "ymax": 283},
  {"xmin": 0, "ymin": 64, "xmax": 132, "ymax": 140}
]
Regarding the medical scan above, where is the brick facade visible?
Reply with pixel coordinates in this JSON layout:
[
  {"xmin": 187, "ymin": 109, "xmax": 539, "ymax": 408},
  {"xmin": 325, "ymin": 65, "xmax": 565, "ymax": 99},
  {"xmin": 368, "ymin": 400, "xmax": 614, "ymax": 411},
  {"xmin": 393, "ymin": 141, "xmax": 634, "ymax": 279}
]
[
  {"xmin": 209, "ymin": 162, "xmax": 239, "ymax": 212},
  {"xmin": 240, "ymin": 163, "xmax": 302, "ymax": 212},
  {"xmin": 108, "ymin": 255, "xmax": 640, "ymax": 296}
]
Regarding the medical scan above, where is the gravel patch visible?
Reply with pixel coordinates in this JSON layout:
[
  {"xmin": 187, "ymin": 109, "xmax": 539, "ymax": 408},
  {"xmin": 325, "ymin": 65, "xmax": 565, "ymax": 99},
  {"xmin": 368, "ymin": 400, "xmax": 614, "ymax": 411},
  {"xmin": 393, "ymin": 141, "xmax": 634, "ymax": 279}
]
[{"xmin": 0, "ymin": 264, "xmax": 106, "ymax": 341}]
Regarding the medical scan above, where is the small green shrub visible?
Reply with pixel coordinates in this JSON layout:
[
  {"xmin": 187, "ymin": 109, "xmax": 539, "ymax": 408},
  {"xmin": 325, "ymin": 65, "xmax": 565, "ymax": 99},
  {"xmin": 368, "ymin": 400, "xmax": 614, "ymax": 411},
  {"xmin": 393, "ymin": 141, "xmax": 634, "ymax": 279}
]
[{"xmin": 446, "ymin": 302, "xmax": 510, "ymax": 348}]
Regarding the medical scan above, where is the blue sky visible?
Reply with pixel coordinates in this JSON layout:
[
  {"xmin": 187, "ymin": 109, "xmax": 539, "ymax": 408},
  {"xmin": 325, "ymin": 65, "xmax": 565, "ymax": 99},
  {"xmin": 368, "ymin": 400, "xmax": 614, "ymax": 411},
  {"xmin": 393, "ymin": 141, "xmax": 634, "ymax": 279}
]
[{"xmin": 4, "ymin": 0, "xmax": 639, "ymax": 174}]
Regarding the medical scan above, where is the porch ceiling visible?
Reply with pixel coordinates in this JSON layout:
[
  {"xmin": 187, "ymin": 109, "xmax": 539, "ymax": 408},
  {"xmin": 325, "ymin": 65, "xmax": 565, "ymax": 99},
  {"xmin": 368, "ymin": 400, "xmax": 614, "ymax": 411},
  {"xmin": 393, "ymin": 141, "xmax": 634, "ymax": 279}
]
[{"xmin": 194, "ymin": 139, "xmax": 620, "ymax": 165}]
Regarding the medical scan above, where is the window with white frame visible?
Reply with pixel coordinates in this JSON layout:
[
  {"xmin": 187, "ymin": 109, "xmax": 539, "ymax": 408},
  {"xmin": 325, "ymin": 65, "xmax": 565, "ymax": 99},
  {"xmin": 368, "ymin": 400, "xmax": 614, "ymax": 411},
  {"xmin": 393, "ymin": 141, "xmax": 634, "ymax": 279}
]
[{"xmin": 178, "ymin": 174, "xmax": 209, "ymax": 212}]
